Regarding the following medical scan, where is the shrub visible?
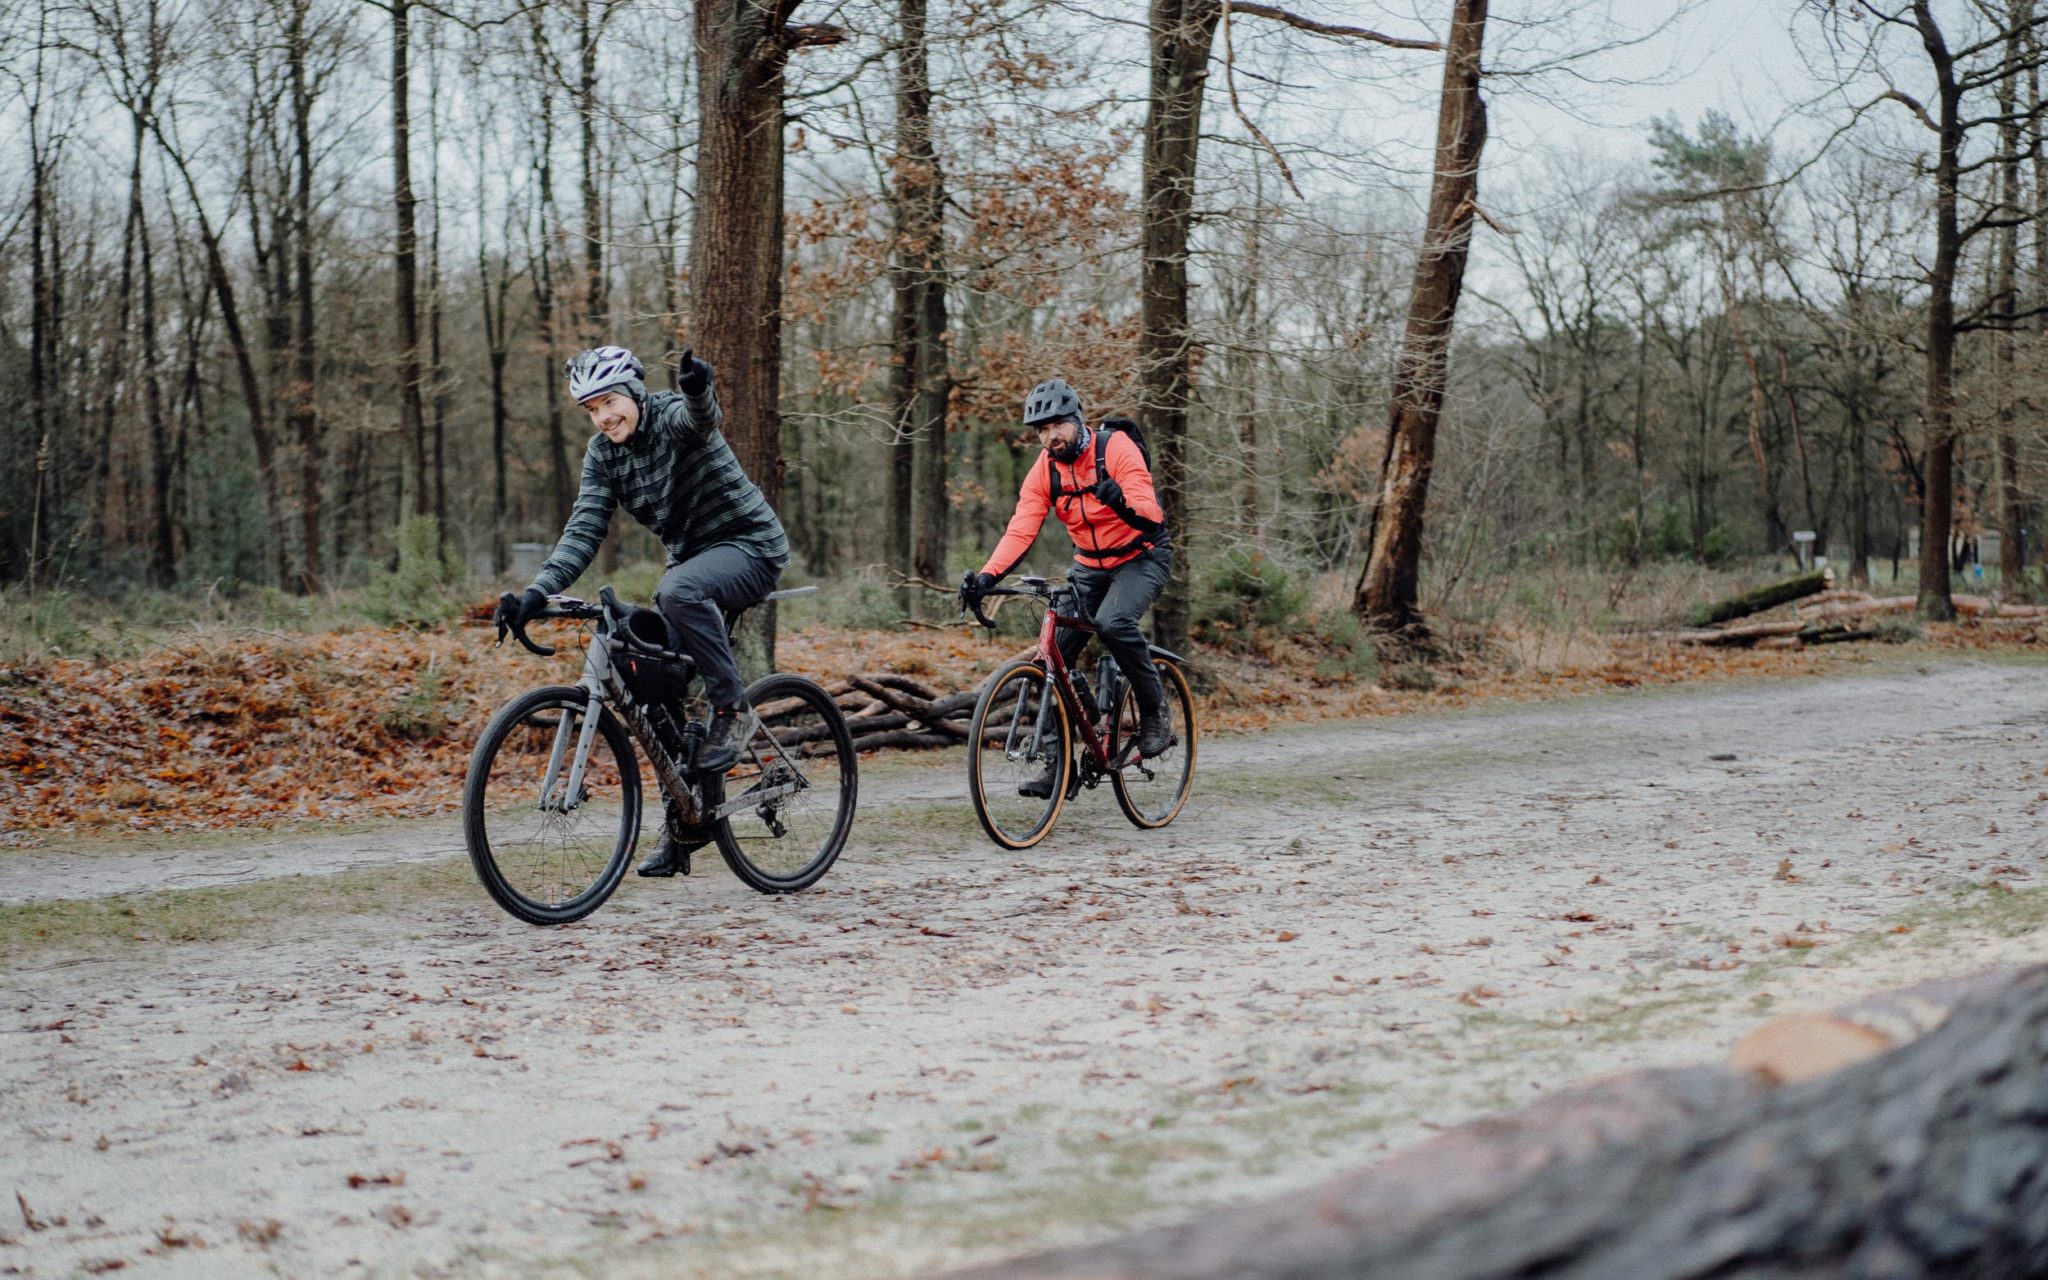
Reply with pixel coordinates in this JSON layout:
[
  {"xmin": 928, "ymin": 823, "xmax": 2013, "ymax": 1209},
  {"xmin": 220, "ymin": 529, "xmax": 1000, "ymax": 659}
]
[
  {"xmin": 1306, "ymin": 607, "xmax": 1380, "ymax": 683},
  {"xmin": 1194, "ymin": 547, "xmax": 1310, "ymax": 644},
  {"xmin": 363, "ymin": 518, "xmax": 467, "ymax": 626}
]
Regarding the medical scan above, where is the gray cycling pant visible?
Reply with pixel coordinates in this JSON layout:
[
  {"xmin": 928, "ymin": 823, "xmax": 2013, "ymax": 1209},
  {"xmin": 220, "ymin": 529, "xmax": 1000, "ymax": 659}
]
[
  {"xmin": 654, "ymin": 545, "xmax": 781, "ymax": 710},
  {"xmin": 1055, "ymin": 546, "xmax": 1171, "ymax": 717}
]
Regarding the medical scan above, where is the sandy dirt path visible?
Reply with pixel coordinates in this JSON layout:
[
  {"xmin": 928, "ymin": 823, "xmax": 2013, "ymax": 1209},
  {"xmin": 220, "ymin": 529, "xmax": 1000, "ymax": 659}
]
[{"xmin": 3, "ymin": 657, "xmax": 2046, "ymax": 1278}]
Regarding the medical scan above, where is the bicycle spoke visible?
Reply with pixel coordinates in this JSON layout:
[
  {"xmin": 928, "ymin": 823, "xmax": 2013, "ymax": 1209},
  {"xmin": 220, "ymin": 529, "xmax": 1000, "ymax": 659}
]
[
  {"xmin": 465, "ymin": 688, "xmax": 638, "ymax": 924},
  {"xmin": 969, "ymin": 662, "xmax": 1069, "ymax": 849},
  {"xmin": 714, "ymin": 675, "xmax": 855, "ymax": 893}
]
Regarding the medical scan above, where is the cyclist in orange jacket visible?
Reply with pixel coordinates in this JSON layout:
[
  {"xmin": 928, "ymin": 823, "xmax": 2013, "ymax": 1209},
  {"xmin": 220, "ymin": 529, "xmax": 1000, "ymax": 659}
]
[{"xmin": 960, "ymin": 378, "xmax": 1173, "ymax": 796}]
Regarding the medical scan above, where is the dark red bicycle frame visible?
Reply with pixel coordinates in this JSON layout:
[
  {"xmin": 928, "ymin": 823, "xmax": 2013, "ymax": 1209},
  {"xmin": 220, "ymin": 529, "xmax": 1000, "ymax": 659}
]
[{"xmin": 1031, "ymin": 601, "xmax": 1118, "ymax": 773}]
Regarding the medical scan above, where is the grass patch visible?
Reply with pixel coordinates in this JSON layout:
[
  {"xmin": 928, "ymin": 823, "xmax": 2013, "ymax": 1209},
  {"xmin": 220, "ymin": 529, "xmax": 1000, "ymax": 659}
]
[{"xmin": 0, "ymin": 855, "xmax": 477, "ymax": 956}]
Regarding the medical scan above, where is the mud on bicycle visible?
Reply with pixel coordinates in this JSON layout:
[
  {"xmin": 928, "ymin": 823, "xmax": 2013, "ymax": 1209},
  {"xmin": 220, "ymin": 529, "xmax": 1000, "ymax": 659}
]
[
  {"xmin": 963, "ymin": 576, "xmax": 1197, "ymax": 849},
  {"xmin": 462, "ymin": 585, "xmax": 857, "ymax": 925}
]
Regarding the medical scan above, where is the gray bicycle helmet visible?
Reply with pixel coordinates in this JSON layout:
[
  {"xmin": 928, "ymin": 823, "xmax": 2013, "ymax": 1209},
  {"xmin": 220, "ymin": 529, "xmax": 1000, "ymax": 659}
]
[
  {"xmin": 564, "ymin": 345, "xmax": 646, "ymax": 404},
  {"xmin": 1023, "ymin": 377, "xmax": 1083, "ymax": 426}
]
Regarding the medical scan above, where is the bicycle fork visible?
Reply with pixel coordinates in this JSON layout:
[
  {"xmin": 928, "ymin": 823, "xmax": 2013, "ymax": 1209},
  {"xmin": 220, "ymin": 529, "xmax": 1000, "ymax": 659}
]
[{"xmin": 537, "ymin": 686, "xmax": 605, "ymax": 814}]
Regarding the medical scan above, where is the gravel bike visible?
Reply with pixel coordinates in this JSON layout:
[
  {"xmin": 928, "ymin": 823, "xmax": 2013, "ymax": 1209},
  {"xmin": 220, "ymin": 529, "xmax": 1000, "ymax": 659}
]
[
  {"xmin": 963, "ymin": 576, "xmax": 1196, "ymax": 849},
  {"xmin": 463, "ymin": 586, "xmax": 856, "ymax": 925}
]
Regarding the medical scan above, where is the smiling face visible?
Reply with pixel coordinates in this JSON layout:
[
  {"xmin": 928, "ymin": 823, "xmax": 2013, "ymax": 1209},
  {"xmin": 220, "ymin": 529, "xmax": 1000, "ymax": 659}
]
[
  {"xmin": 1034, "ymin": 417, "xmax": 1081, "ymax": 459},
  {"xmin": 581, "ymin": 390, "xmax": 640, "ymax": 445}
]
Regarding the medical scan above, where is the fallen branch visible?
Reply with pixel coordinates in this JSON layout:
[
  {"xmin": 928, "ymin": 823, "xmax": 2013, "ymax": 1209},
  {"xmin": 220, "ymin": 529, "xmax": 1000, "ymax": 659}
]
[
  {"xmin": 1651, "ymin": 619, "xmax": 1807, "ymax": 647},
  {"xmin": 1798, "ymin": 595, "xmax": 1916, "ymax": 623},
  {"xmin": 1686, "ymin": 569, "xmax": 1831, "ymax": 627},
  {"xmin": 849, "ymin": 730, "xmax": 961, "ymax": 753}
]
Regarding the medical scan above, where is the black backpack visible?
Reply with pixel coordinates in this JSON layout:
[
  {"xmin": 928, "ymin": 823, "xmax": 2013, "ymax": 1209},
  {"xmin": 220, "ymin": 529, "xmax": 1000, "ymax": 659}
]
[{"xmin": 1045, "ymin": 417, "xmax": 1165, "ymax": 555}]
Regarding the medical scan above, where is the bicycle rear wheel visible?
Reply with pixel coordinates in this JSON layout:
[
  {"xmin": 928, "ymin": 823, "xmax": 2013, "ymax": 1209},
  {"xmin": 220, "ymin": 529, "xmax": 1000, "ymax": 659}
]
[
  {"xmin": 1109, "ymin": 657, "xmax": 1196, "ymax": 829},
  {"xmin": 463, "ymin": 685, "xmax": 640, "ymax": 925},
  {"xmin": 713, "ymin": 673, "xmax": 858, "ymax": 893},
  {"xmin": 967, "ymin": 659, "xmax": 1071, "ymax": 849}
]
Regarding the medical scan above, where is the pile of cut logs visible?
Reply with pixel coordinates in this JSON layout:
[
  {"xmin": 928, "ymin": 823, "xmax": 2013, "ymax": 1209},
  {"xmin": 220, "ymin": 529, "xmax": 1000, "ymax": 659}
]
[
  {"xmin": 1653, "ymin": 569, "xmax": 2048, "ymax": 648},
  {"xmin": 785, "ymin": 674, "xmax": 982, "ymax": 753}
]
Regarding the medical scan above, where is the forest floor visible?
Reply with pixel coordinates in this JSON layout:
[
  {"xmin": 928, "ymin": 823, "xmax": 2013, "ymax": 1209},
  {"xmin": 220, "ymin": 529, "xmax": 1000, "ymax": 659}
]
[{"xmin": 4, "ymin": 649, "xmax": 2047, "ymax": 1278}]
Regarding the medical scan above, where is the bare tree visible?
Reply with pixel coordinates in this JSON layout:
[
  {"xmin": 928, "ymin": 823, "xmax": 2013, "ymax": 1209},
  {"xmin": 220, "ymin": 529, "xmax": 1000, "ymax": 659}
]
[
  {"xmin": 1354, "ymin": 0, "xmax": 1489, "ymax": 640},
  {"xmin": 689, "ymin": 0, "xmax": 840, "ymax": 666},
  {"xmin": 889, "ymin": 0, "xmax": 950, "ymax": 613},
  {"xmin": 1826, "ymin": 1, "xmax": 2048, "ymax": 617}
]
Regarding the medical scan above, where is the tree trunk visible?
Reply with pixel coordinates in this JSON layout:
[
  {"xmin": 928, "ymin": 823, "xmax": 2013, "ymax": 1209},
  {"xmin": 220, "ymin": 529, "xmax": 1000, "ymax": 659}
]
[
  {"xmin": 138, "ymin": 181, "xmax": 174, "ymax": 585},
  {"xmin": 1915, "ymin": 0, "xmax": 1962, "ymax": 622},
  {"xmin": 102, "ymin": 113, "xmax": 143, "ymax": 565},
  {"xmin": 154, "ymin": 131, "xmax": 289, "ymax": 587},
  {"xmin": 961, "ymin": 968, "xmax": 2048, "ymax": 1279},
  {"xmin": 1140, "ymin": 0, "xmax": 1221, "ymax": 655},
  {"xmin": 692, "ymin": 0, "xmax": 798, "ymax": 672},
  {"xmin": 26, "ymin": 10, "xmax": 52, "ymax": 586},
  {"xmin": 1353, "ymin": 0, "xmax": 1488, "ymax": 640},
  {"xmin": 529, "ymin": 11, "xmax": 571, "ymax": 529},
  {"xmin": 426, "ymin": 20, "xmax": 447, "ymax": 542},
  {"xmin": 1994, "ymin": 1, "xmax": 2031, "ymax": 595},
  {"xmin": 578, "ymin": 0, "xmax": 606, "ymax": 335},
  {"xmin": 392, "ymin": 0, "xmax": 427, "ymax": 529},
  {"xmin": 887, "ymin": 277, "xmax": 916, "ymax": 594},
  {"xmin": 894, "ymin": 0, "xmax": 951, "ymax": 615},
  {"xmin": 481, "ymin": 232, "xmax": 512, "ymax": 573},
  {"xmin": 289, "ymin": 0, "xmax": 323, "ymax": 589}
]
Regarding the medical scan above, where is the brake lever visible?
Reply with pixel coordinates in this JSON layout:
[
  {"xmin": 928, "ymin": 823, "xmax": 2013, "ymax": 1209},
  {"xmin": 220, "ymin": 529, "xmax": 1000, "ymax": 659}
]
[{"xmin": 509, "ymin": 617, "xmax": 557, "ymax": 657}]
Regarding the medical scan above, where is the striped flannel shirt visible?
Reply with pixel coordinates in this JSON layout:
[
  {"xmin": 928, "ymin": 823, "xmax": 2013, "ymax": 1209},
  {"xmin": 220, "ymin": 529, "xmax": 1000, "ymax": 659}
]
[{"xmin": 532, "ymin": 386, "xmax": 790, "ymax": 596}]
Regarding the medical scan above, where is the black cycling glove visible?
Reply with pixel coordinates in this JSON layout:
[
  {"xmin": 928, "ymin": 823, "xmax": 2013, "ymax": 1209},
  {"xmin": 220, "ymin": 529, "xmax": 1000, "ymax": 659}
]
[
  {"xmin": 678, "ymin": 348, "xmax": 714, "ymax": 396},
  {"xmin": 959, "ymin": 570, "xmax": 995, "ymax": 610},
  {"xmin": 494, "ymin": 586, "xmax": 548, "ymax": 639}
]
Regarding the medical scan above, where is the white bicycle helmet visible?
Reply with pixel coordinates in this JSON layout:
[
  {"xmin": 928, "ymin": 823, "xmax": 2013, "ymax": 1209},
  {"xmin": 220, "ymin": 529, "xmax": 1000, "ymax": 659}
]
[{"xmin": 564, "ymin": 345, "xmax": 646, "ymax": 403}]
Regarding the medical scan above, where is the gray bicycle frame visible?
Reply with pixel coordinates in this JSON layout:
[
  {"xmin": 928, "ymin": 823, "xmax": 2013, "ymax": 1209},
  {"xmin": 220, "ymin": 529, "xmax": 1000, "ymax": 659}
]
[{"xmin": 534, "ymin": 589, "xmax": 817, "ymax": 825}]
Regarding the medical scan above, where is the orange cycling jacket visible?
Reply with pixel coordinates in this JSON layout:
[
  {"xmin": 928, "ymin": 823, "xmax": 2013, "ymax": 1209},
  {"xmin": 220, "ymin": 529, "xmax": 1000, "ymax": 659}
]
[{"xmin": 980, "ymin": 429, "xmax": 1166, "ymax": 578}]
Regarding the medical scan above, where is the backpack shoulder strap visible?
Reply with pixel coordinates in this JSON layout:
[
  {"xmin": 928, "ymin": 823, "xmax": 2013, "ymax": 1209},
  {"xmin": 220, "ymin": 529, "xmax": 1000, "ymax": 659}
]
[{"xmin": 1089, "ymin": 427, "xmax": 1163, "ymax": 542}]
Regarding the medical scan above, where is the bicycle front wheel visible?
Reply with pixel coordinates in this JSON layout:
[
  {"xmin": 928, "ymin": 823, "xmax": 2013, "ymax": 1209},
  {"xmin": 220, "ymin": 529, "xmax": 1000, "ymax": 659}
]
[
  {"xmin": 462, "ymin": 685, "xmax": 640, "ymax": 925},
  {"xmin": 967, "ymin": 659, "xmax": 1071, "ymax": 849},
  {"xmin": 713, "ymin": 673, "xmax": 858, "ymax": 893},
  {"xmin": 1110, "ymin": 657, "xmax": 1196, "ymax": 829}
]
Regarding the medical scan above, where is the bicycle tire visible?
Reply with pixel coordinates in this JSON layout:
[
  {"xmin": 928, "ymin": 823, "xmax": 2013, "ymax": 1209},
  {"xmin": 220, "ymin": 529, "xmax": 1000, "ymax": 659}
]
[
  {"xmin": 463, "ymin": 685, "xmax": 641, "ymax": 925},
  {"xmin": 967, "ymin": 659, "xmax": 1072, "ymax": 849},
  {"xmin": 1109, "ymin": 657, "xmax": 1197, "ymax": 829},
  {"xmin": 713, "ymin": 673, "xmax": 858, "ymax": 893}
]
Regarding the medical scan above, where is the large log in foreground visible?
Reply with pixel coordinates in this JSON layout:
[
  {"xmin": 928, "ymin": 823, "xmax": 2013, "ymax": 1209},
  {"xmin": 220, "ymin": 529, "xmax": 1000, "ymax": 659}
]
[{"xmin": 957, "ymin": 966, "xmax": 2048, "ymax": 1280}]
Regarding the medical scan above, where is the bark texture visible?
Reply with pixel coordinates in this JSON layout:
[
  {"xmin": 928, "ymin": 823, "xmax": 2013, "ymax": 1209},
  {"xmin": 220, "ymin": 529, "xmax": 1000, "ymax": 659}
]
[
  {"xmin": 1139, "ymin": 0, "xmax": 1221, "ymax": 655},
  {"xmin": 693, "ymin": 0, "xmax": 799, "ymax": 669},
  {"xmin": 891, "ymin": 0, "xmax": 950, "ymax": 612},
  {"xmin": 957, "ymin": 965, "xmax": 2048, "ymax": 1280},
  {"xmin": 1913, "ymin": 0, "xmax": 1962, "ymax": 621},
  {"xmin": 1353, "ymin": 0, "xmax": 1487, "ymax": 639},
  {"xmin": 392, "ymin": 0, "xmax": 426, "ymax": 538}
]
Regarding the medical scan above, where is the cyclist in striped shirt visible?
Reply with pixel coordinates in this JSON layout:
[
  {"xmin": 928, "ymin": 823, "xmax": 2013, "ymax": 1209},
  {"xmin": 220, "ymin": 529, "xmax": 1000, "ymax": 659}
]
[{"xmin": 494, "ymin": 345, "xmax": 790, "ymax": 876}]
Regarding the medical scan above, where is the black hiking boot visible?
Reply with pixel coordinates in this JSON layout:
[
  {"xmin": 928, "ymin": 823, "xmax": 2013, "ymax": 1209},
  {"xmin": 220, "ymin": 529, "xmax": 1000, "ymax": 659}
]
[
  {"xmin": 1136, "ymin": 707, "xmax": 1174, "ymax": 758},
  {"xmin": 693, "ymin": 709, "xmax": 747, "ymax": 775},
  {"xmin": 1018, "ymin": 742, "xmax": 1063, "ymax": 798},
  {"xmin": 637, "ymin": 804, "xmax": 711, "ymax": 877}
]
